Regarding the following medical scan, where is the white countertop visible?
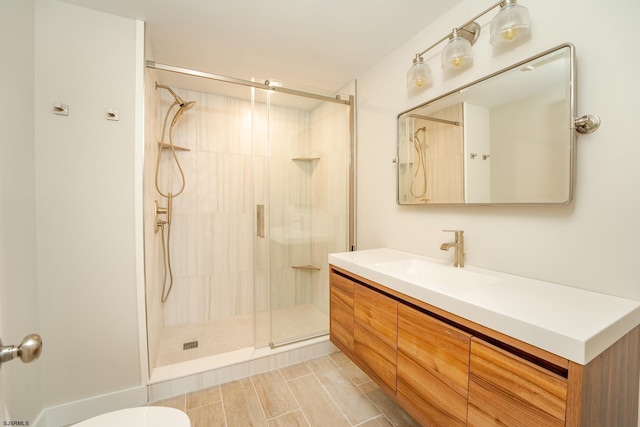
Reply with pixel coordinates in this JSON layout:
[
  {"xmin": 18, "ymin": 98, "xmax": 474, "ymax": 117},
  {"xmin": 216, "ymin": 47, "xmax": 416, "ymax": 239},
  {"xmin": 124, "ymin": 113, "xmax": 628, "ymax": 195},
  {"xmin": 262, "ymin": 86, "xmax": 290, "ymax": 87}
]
[{"xmin": 329, "ymin": 248, "xmax": 640, "ymax": 365}]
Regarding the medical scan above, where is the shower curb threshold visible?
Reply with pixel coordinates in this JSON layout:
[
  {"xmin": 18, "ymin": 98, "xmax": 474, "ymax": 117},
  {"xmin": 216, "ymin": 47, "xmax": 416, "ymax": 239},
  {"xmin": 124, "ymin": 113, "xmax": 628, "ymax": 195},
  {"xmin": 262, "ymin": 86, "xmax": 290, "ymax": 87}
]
[{"xmin": 147, "ymin": 335, "xmax": 335, "ymax": 402}]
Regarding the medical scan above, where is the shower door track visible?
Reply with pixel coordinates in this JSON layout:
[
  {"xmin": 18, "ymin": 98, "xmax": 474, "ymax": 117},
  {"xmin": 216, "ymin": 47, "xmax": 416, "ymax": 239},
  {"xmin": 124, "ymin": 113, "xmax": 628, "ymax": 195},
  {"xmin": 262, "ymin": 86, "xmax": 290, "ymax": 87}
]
[
  {"xmin": 269, "ymin": 330, "xmax": 329, "ymax": 349},
  {"xmin": 146, "ymin": 60, "xmax": 351, "ymax": 106}
]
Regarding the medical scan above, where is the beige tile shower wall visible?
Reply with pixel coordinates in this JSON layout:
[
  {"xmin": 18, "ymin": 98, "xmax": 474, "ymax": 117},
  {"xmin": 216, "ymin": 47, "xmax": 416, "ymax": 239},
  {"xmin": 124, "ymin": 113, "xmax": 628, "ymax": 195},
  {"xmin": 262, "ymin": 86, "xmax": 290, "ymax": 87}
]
[
  {"xmin": 151, "ymin": 87, "xmax": 350, "ymax": 328},
  {"xmin": 398, "ymin": 104, "xmax": 463, "ymax": 204},
  {"xmin": 154, "ymin": 88, "xmax": 315, "ymax": 326},
  {"xmin": 158, "ymin": 89, "xmax": 254, "ymax": 326},
  {"xmin": 268, "ymin": 104, "xmax": 312, "ymax": 311},
  {"xmin": 425, "ymin": 104, "xmax": 464, "ymax": 204},
  {"xmin": 309, "ymin": 101, "xmax": 350, "ymax": 316}
]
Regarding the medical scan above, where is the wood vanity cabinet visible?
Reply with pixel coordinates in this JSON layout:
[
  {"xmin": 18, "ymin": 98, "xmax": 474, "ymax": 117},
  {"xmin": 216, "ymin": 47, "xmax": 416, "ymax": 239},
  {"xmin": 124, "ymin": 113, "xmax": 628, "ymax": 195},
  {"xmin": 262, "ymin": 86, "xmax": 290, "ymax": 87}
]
[{"xmin": 329, "ymin": 265, "xmax": 640, "ymax": 427}]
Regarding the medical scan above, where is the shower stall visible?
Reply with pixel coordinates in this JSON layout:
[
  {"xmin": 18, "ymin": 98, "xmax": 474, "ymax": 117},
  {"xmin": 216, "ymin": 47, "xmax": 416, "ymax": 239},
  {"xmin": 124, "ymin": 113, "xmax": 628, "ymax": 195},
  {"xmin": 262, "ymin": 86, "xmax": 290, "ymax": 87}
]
[{"xmin": 143, "ymin": 63, "xmax": 355, "ymax": 379}]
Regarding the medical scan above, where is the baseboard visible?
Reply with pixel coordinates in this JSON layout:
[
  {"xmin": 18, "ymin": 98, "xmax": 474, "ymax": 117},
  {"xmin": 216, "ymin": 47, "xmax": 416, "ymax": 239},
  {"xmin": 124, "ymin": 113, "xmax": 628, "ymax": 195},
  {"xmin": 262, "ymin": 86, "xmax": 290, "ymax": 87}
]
[{"xmin": 32, "ymin": 386, "xmax": 147, "ymax": 427}]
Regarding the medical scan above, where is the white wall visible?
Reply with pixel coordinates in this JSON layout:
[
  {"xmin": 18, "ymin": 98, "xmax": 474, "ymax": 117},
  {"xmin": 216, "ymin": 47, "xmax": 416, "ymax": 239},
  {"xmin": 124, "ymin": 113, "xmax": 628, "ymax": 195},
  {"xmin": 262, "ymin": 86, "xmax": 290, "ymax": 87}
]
[
  {"xmin": 34, "ymin": 0, "xmax": 141, "ymax": 408},
  {"xmin": 490, "ymin": 89, "xmax": 568, "ymax": 203},
  {"xmin": 356, "ymin": 0, "xmax": 640, "ymax": 301},
  {"xmin": 0, "ymin": 0, "xmax": 42, "ymax": 422},
  {"xmin": 464, "ymin": 103, "xmax": 490, "ymax": 203}
]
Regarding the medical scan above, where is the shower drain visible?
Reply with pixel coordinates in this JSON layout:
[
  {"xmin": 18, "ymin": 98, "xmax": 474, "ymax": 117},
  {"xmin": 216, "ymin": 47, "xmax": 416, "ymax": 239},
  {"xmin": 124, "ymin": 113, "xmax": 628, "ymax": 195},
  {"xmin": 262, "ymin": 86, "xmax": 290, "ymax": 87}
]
[{"xmin": 183, "ymin": 341, "xmax": 198, "ymax": 350}]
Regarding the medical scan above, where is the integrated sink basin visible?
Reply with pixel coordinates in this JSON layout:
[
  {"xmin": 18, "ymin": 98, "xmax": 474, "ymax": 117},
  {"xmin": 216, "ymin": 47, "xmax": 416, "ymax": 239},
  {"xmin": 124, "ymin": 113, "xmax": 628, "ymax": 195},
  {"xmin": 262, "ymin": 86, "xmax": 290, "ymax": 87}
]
[{"xmin": 374, "ymin": 258, "xmax": 502, "ymax": 295}]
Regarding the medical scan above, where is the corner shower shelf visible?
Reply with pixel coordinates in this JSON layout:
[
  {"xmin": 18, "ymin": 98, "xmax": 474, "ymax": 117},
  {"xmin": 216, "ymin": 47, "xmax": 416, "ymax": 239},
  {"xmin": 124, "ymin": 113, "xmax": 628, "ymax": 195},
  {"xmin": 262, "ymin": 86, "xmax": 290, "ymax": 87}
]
[
  {"xmin": 292, "ymin": 157, "xmax": 320, "ymax": 175},
  {"xmin": 159, "ymin": 142, "xmax": 191, "ymax": 152},
  {"xmin": 292, "ymin": 264, "xmax": 321, "ymax": 271}
]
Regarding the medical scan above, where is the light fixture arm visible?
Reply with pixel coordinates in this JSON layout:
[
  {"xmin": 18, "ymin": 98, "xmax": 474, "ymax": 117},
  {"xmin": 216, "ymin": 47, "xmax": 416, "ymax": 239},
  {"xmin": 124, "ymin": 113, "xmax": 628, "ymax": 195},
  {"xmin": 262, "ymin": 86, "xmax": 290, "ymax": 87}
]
[{"xmin": 415, "ymin": 0, "xmax": 506, "ymax": 59}]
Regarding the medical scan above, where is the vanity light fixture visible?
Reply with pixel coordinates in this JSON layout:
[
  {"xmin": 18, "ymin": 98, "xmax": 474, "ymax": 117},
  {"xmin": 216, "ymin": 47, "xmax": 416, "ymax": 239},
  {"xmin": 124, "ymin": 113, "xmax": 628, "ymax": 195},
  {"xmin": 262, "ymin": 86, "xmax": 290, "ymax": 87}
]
[{"xmin": 406, "ymin": 0, "xmax": 531, "ymax": 89}]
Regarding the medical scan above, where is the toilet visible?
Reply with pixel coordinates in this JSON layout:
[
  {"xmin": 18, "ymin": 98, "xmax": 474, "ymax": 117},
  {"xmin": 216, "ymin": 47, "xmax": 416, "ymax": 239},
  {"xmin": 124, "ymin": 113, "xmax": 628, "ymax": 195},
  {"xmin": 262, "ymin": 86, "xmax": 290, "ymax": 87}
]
[{"xmin": 72, "ymin": 406, "xmax": 190, "ymax": 426}]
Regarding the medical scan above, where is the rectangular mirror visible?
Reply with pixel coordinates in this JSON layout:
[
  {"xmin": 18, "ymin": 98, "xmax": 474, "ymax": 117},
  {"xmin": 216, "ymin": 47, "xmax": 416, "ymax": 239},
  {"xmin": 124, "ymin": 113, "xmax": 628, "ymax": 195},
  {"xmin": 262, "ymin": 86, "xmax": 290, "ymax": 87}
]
[{"xmin": 397, "ymin": 44, "xmax": 575, "ymax": 205}]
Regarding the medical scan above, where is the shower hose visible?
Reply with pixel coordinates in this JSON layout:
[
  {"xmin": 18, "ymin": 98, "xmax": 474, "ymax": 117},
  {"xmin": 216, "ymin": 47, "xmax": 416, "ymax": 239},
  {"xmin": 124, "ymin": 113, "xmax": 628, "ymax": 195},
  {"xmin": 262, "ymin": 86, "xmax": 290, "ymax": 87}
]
[{"xmin": 155, "ymin": 86, "xmax": 192, "ymax": 303}]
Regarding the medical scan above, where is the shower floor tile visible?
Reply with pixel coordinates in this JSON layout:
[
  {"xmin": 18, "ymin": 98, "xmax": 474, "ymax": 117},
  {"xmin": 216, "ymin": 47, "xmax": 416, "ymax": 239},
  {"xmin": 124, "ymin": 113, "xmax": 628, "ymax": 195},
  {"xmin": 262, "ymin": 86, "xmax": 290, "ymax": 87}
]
[{"xmin": 156, "ymin": 304, "xmax": 328, "ymax": 367}]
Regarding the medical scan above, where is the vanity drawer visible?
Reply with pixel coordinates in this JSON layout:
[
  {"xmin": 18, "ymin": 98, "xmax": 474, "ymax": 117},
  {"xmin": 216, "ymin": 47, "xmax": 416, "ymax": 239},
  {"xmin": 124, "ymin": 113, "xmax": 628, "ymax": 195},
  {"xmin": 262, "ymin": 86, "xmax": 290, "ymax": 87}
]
[
  {"xmin": 353, "ymin": 284, "xmax": 398, "ymax": 393},
  {"xmin": 329, "ymin": 271, "xmax": 355, "ymax": 355},
  {"xmin": 397, "ymin": 304, "xmax": 471, "ymax": 426},
  {"xmin": 468, "ymin": 338, "xmax": 567, "ymax": 427}
]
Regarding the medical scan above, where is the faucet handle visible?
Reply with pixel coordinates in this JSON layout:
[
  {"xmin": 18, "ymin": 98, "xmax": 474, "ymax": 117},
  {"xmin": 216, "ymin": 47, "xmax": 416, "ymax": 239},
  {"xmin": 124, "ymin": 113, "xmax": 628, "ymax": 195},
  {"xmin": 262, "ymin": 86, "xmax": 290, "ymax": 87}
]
[{"xmin": 443, "ymin": 229, "xmax": 464, "ymax": 235}]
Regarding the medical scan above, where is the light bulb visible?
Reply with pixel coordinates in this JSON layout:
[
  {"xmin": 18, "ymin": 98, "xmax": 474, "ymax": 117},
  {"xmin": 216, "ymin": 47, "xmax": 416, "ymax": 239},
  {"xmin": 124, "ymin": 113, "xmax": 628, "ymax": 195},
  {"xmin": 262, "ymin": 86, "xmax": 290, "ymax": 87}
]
[
  {"xmin": 450, "ymin": 57, "xmax": 465, "ymax": 68},
  {"xmin": 501, "ymin": 27, "xmax": 520, "ymax": 41}
]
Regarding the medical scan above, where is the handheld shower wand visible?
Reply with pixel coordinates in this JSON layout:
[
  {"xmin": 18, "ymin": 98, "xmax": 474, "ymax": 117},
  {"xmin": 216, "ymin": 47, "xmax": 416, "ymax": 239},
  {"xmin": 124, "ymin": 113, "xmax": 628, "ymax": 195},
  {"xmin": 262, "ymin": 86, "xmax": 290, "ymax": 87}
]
[{"xmin": 171, "ymin": 100, "xmax": 196, "ymax": 127}]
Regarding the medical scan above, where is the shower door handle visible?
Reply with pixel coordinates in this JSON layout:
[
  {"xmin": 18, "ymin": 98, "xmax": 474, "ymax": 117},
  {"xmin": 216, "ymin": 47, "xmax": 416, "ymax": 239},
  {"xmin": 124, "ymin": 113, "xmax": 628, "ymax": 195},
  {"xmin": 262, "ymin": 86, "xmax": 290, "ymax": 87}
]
[{"xmin": 256, "ymin": 204, "xmax": 265, "ymax": 238}]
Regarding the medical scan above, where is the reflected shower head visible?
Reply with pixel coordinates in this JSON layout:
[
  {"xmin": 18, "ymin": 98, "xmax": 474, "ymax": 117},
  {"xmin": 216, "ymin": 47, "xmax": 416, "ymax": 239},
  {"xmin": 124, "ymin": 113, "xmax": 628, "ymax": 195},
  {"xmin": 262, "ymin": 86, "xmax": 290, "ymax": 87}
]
[
  {"xmin": 170, "ymin": 100, "xmax": 196, "ymax": 127},
  {"xmin": 414, "ymin": 126, "xmax": 427, "ymax": 137}
]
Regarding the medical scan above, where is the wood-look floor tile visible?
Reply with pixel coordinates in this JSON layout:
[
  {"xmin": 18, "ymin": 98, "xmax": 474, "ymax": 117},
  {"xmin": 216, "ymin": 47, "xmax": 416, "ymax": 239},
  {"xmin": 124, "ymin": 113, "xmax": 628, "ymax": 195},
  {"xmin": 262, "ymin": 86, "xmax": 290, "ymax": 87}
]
[
  {"xmin": 287, "ymin": 374, "xmax": 351, "ymax": 427},
  {"xmin": 186, "ymin": 385, "xmax": 222, "ymax": 410},
  {"xmin": 358, "ymin": 415, "xmax": 395, "ymax": 426},
  {"xmin": 252, "ymin": 370, "xmax": 299, "ymax": 418},
  {"xmin": 279, "ymin": 362, "xmax": 311, "ymax": 381},
  {"xmin": 149, "ymin": 395, "xmax": 186, "ymax": 411},
  {"xmin": 221, "ymin": 377, "xmax": 268, "ymax": 426},
  {"xmin": 306, "ymin": 356, "xmax": 381, "ymax": 424},
  {"xmin": 329, "ymin": 351, "xmax": 371, "ymax": 385},
  {"xmin": 268, "ymin": 410, "xmax": 310, "ymax": 427},
  {"xmin": 359, "ymin": 380, "xmax": 421, "ymax": 427},
  {"xmin": 186, "ymin": 402, "xmax": 226, "ymax": 427}
]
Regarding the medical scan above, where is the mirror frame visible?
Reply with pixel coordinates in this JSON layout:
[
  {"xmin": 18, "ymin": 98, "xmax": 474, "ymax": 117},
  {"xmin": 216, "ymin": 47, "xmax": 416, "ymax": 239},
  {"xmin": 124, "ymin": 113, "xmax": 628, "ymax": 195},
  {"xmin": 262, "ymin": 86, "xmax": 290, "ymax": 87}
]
[{"xmin": 396, "ymin": 43, "xmax": 576, "ymax": 206}]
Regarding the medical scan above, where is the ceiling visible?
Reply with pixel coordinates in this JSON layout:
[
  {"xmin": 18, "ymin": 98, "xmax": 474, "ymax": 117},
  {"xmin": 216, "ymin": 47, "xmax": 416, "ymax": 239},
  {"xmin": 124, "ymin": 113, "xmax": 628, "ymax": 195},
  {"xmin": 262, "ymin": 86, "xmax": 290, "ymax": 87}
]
[{"xmin": 60, "ymin": 0, "xmax": 463, "ymax": 92}]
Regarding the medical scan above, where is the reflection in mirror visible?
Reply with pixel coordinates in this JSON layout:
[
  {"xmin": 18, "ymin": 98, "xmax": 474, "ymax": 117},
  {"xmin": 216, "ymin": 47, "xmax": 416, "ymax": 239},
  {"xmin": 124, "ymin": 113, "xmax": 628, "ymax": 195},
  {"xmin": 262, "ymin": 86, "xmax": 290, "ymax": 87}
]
[{"xmin": 397, "ymin": 44, "xmax": 574, "ymax": 205}]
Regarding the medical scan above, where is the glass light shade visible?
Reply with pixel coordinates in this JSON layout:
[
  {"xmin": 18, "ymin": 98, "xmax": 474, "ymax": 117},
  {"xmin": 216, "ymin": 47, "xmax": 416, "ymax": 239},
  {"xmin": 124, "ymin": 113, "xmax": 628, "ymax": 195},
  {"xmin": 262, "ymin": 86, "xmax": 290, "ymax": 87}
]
[
  {"xmin": 490, "ymin": 1, "xmax": 531, "ymax": 45},
  {"xmin": 406, "ymin": 56, "xmax": 432, "ymax": 88},
  {"xmin": 441, "ymin": 33, "xmax": 473, "ymax": 71}
]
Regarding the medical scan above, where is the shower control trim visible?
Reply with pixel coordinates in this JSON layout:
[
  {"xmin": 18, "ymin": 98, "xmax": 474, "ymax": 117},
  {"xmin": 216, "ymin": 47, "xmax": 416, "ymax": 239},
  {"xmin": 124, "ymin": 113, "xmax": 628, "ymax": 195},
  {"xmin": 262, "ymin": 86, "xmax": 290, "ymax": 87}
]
[{"xmin": 155, "ymin": 197, "xmax": 172, "ymax": 232}]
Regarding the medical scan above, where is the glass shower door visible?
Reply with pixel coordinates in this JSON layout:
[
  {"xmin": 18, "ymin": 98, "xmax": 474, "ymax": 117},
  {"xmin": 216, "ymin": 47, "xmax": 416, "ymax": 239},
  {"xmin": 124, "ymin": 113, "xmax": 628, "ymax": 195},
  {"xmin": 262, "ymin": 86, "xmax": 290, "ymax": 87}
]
[{"xmin": 264, "ymin": 87, "xmax": 352, "ymax": 347}]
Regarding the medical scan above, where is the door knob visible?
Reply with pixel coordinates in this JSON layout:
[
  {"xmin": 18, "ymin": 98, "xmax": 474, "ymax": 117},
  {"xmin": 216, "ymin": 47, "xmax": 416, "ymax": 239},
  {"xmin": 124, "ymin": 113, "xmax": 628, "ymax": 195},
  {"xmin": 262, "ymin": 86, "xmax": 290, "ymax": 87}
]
[{"xmin": 0, "ymin": 334, "xmax": 43, "ymax": 368}]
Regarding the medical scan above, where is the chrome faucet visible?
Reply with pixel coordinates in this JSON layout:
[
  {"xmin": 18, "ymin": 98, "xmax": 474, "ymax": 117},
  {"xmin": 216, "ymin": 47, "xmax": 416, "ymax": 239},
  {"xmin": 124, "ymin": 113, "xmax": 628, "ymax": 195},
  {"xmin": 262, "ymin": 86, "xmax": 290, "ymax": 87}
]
[{"xmin": 440, "ymin": 229, "xmax": 464, "ymax": 268}]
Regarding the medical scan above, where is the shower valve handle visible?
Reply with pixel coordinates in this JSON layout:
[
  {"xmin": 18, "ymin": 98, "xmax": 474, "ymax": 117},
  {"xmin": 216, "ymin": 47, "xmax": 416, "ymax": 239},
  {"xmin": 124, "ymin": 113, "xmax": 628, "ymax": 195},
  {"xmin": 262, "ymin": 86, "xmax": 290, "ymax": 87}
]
[{"xmin": 155, "ymin": 197, "xmax": 173, "ymax": 232}]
